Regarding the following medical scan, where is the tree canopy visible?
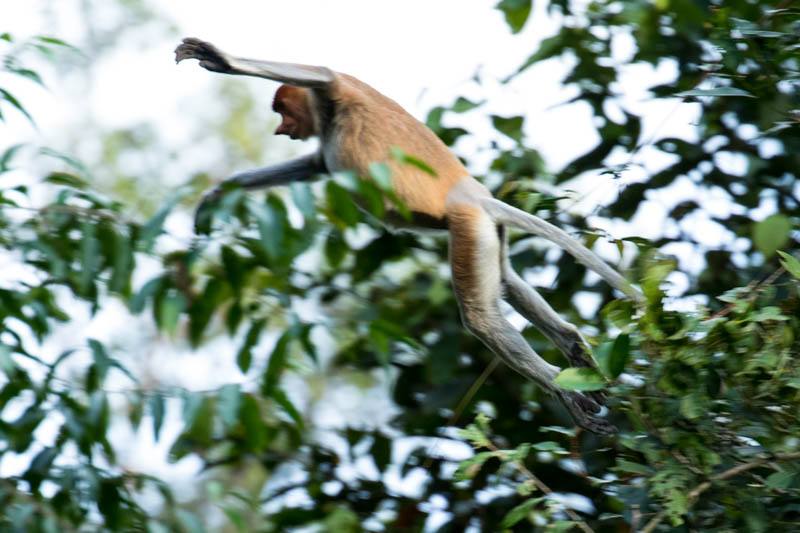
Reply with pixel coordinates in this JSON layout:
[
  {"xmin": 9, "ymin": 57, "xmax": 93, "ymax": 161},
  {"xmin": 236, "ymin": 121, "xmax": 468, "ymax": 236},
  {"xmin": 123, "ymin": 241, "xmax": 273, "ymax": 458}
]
[{"xmin": 1, "ymin": 1, "xmax": 799, "ymax": 532}]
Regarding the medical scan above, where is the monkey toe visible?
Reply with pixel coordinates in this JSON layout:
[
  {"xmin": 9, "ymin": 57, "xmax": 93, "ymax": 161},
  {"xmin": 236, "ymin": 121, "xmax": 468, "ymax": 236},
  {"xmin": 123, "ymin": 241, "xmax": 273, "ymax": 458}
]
[
  {"xmin": 585, "ymin": 389, "xmax": 607, "ymax": 406},
  {"xmin": 567, "ymin": 343, "xmax": 593, "ymax": 368},
  {"xmin": 559, "ymin": 390, "xmax": 617, "ymax": 435},
  {"xmin": 578, "ymin": 415, "xmax": 618, "ymax": 436}
]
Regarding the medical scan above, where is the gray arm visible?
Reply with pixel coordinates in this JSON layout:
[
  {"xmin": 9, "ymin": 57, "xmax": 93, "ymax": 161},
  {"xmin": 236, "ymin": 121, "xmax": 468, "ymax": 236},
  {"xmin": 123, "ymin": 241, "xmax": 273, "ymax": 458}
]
[
  {"xmin": 194, "ymin": 152, "xmax": 325, "ymax": 232},
  {"xmin": 175, "ymin": 38, "xmax": 335, "ymax": 88},
  {"xmin": 220, "ymin": 152, "xmax": 325, "ymax": 190}
]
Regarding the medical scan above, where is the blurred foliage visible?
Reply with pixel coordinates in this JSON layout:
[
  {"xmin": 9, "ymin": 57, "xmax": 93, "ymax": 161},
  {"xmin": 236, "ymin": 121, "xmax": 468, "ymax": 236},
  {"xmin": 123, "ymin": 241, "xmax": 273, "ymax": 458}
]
[{"xmin": 1, "ymin": 0, "xmax": 800, "ymax": 532}]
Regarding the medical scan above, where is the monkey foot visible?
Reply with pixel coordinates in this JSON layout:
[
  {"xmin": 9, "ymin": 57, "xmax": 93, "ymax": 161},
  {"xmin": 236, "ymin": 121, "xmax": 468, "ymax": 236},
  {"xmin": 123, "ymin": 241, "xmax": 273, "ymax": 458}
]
[
  {"xmin": 557, "ymin": 390, "xmax": 617, "ymax": 435},
  {"xmin": 567, "ymin": 343, "xmax": 593, "ymax": 368},
  {"xmin": 175, "ymin": 38, "xmax": 231, "ymax": 73}
]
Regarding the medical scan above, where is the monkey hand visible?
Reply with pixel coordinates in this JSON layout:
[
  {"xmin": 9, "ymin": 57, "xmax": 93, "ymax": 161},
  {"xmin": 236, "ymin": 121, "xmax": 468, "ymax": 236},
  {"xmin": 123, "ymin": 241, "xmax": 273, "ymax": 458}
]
[
  {"xmin": 556, "ymin": 389, "xmax": 618, "ymax": 435},
  {"xmin": 175, "ymin": 38, "xmax": 231, "ymax": 73}
]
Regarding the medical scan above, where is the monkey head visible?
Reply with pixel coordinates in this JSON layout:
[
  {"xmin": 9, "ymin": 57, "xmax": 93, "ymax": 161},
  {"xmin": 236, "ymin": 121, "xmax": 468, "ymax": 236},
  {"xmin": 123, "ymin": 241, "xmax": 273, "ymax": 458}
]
[{"xmin": 272, "ymin": 85, "xmax": 315, "ymax": 140}]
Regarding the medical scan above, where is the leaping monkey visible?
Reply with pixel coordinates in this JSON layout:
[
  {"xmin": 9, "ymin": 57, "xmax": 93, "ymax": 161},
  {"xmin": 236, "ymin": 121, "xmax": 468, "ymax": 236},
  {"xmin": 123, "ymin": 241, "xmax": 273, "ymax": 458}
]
[{"xmin": 175, "ymin": 38, "xmax": 643, "ymax": 434}]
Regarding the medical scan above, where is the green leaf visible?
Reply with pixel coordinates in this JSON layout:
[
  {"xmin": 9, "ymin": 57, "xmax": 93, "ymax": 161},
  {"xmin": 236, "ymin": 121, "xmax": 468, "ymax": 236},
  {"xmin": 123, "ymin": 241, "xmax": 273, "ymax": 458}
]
[
  {"xmin": 496, "ymin": 0, "xmax": 532, "ymax": 34},
  {"xmin": 325, "ymin": 181, "xmax": 360, "ymax": 227},
  {"xmin": 150, "ymin": 394, "xmax": 165, "ymax": 441},
  {"xmin": 753, "ymin": 214, "xmax": 791, "ymax": 258},
  {"xmin": 491, "ymin": 115, "xmax": 525, "ymax": 143},
  {"xmin": 0, "ymin": 88, "xmax": 34, "ymax": 125},
  {"xmin": 250, "ymin": 198, "xmax": 285, "ymax": 262},
  {"xmin": 0, "ymin": 143, "xmax": 25, "ymax": 172},
  {"xmin": 262, "ymin": 330, "xmax": 292, "ymax": 396},
  {"xmin": 607, "ymin": 333, "xmax": 630, "ymax": 378},
  {"xmin": 183, "ymin": 393, "xmax": 213, "ymax": 443},
  {"xmin": 369, "ymin": 162, "xmax": 393, "ymax": 191},
  {"xmin": 157, "ymin": 290, "xmax": 186, "ymax": 334},
  {"xmin": 7, "ymin": 67, "xmax": 44, "ymax": 87},
  {"xmin": 290, "ymin": 181, "xmax": 315, "ymax": 219},
  {"xmin": 141, "ymin": 189, "xmax": 188, "ymax": 250},
  {"xmin": 87, "ymin": 390, "xmax": 109, "ymax": 438},
  {"xmin": 98, "ymin": 479, "xmax": 122, "ymax": 529},
  {"xmin": 554, "ymin": 368, "xmax": 606, "ymax": 391},
  {"xmin": 453, "ymin": 451, "xmax": 496, "ymax": 481},
  {"xmin": 272, "ymin": 387, "xmax": 304, "ymax": 431},
  {"xmin": 79, "ymin": 218, "xmax": 99, "ymax": 296},
  {"xmin": 777, "ymin": 251, "xmax": 800, "ymax": 279},
  {"xmin": 511, "ymin": 35, "xmax": 567, "ymax": 78},
  {"xmin": 236, "ymin": 319, "xmax": 265, "ymax": 374},
  {"xmin": 40, "ymin": 147, "xmax": 91, "ymax": 178},
  {"xmin": 676, "ymin": 87, "xmax": 755, "ymax": 98},
  {"xmin": 371, "ymin": 433, "xmax": 392, "ymax": 472},
  {"xmin": 451, "ymin": 97, "xmax": 484, "ymax": 113},
  {"xmin": 531, "ymin": 441, "xmax": 567, "ymax": 453},
  {"xmin": 217, "ymin": 384, "xmax": 242, "ymax": 429},
  {"xmin": 176, "ymin": 509, "xmax": 206, "ymax": 533},
  {"xmin": 324, "ymin": 230, "xmax": 348, "ymax": 268},
  {"xmin": 23, "ymin": 447, "xmax": 58, "ymax": 492},
  {"xmin": 240, "ymin": 395, "xmax": 267, "ymax": 452},
  {"xmin": 765, "ymin": 471, "xmax": 795, "ymax": 489},
  {"xmin": 390, "ymin": 146, "xmax": 437, "ymax": 176},
  {"xmin": 501, "ymin": 496, "xmax": 545, "ymax": 528}
]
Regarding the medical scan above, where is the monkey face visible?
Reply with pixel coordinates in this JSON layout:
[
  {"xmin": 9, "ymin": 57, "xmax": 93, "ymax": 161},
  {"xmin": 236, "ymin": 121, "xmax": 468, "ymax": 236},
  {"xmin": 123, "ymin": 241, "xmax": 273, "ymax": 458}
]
[{"xmin": 273, "ymin": 85, "xmax": 315, "ymax": 140}]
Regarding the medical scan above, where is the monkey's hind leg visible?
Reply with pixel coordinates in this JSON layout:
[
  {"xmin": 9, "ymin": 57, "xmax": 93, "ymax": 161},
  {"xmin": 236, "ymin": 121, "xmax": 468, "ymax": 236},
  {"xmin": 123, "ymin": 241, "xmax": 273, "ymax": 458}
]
[
  {"xmin": 501, "ymin": 260, "xmax": 607, "ymax": 406},
  {"xmin": 448, "ymin": 204, "xmax": 616, "ymax": 435}
]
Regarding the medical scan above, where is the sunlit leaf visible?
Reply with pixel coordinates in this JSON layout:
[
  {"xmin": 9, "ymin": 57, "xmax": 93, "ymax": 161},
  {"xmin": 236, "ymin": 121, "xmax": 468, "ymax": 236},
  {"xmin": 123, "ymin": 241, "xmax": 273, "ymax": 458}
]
[
  {"xmin": 554, "ymin": 368, "xmax": 606, "ymax": 391},
  {"xmin": 777, "ymin": 251, "xmax": 800, "ymax": 279},
  {"xmin": 753, "ymin": 214, "xmax": 791, "ymax": 258}
]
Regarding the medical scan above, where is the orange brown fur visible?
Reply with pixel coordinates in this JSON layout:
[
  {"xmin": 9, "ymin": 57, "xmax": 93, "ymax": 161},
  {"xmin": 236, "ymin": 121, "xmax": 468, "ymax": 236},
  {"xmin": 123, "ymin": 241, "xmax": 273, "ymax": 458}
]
[{"xmin": 274, "ymin": 74, "xmax": 467, "ymax": 226}]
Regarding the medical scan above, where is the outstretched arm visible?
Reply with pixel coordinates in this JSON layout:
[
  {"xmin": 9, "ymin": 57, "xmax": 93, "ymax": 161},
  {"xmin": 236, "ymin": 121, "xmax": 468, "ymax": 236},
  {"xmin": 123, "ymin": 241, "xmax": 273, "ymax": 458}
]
[
  {"xmin": 175, "ymin": 38, "xmax": 335, "ymax": 88},
  {"xmin": 195, "ymin": 152, "xmax": 325, "ymax": 232},
  {"xmin": 218, "ymin": 152, "xmax": 325, "ymax": 191}
]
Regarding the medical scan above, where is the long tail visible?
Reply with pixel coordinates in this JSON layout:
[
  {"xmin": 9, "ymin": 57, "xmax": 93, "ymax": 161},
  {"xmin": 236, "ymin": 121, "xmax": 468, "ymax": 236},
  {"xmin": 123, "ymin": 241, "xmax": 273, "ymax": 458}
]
[{"xmin": 481, "ymin": 197, "xmax": 644, "ymax": 305}]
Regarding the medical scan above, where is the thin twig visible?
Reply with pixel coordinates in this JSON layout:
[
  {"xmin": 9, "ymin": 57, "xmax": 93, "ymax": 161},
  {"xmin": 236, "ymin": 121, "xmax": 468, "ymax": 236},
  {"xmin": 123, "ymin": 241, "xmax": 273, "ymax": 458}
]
[
  {"xmin": 485, "ymin": 439, "xmax": 596, "ymax": 533},
  {"xmin": 710, "ymin": 266, "xmax": 786, "ymax": 319},
  {"xmin": 640, "ymin": 452, "xmax": 800, "ymax": 533},
  {"xmin": 422, "ymin": 357, "xmax": 499, "ymax": 470}
]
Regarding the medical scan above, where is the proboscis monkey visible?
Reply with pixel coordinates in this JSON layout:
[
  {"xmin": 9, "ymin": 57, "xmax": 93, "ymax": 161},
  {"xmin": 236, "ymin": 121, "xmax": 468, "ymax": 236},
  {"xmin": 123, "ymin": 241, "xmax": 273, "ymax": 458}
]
[{"xmin": 175, "ymin": 38, "xmax": 643, "ymax": 435}]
